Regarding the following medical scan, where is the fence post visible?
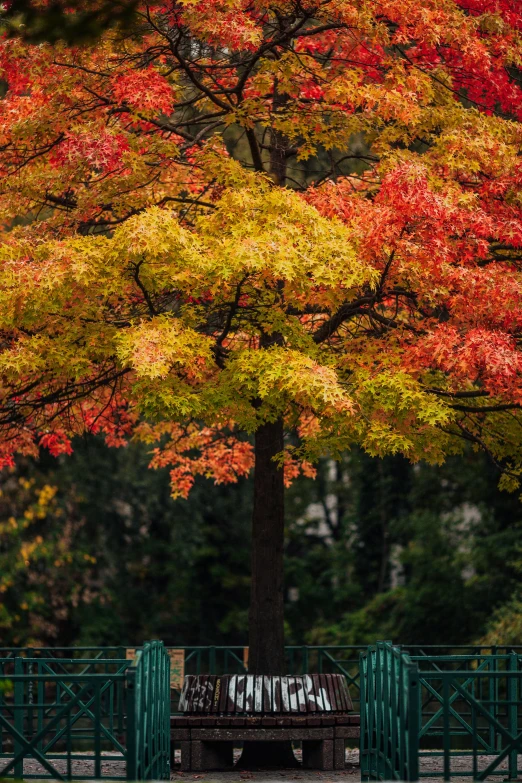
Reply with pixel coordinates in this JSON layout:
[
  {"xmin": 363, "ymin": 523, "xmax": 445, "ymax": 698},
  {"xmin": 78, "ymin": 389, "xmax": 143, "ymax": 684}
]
[
  {"xmin": 407, "ymin": 663, "xmax": 420, "ymax": 783},
  {"xmin": 359, "ymin": 651, "xmax": 368, "ymax": 781},
  {"xmin": 382, "ymin": 645, "xmax": 390, "ymax": 781},
  {"xmin": 27, "ymin": 648, "xmax": 34, "ymax": 743},
  {"xmin": 491, "ymin": 650, "xmax": 498, "ymax": 751},
  {"xmin": 126, "ymin": 667, "xmax": 137, "ymax": 782},
  {"xmin": 163, "ymin": 646, "xmax": 171, "ymax": 779},
  {"xmin": 117, "ymin": 646, "xmax": 126, "ymax": 735},
  {"xmin": 368, "ymin": 647, "xmax": 376, "ymax": 779},
  {"xmin": 94, "ymin": 680, "xmax": 102, "ymax": 779},
  {"xmin": 13, "ymin": 657, "xmax": 24, "ymax": 780},
  {"xmin": 508, "ymin": 652, "xmax": 518, "ymax": 780},
  {"xmin": 442, "ymin": 677, "xmax": 450, "ymax": 782},
  {"xmin": 375, "ymin": 644, "xmax": 383, "ymax": 780},
  {"xmin": 165, "ymin": 644, "xmax": 171, "ymax": 778}
]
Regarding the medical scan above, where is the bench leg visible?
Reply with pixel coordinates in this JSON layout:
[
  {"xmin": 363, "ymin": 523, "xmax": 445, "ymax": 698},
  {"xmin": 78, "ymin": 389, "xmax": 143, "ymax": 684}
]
[
  {"xmin": 334, "ymin": 739, "xmax": 345, "ymax": 770},
  {"xmin": 191, "ymin": 740, "xmax": 234, "ymax": 771},
  {"xmin": 302, "ymin": 739, "xmax": 334, "ymax": 770},
  {"xmin": 180, "ymin": 741, "xmax": 191, "ymax": 771}
]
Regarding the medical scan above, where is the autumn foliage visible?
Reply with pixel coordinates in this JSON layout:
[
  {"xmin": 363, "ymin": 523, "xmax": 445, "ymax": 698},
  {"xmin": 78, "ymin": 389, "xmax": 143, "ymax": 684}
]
[{"xmin": 0, "ymin": 0, "xmax": 521, "ymax": 494}]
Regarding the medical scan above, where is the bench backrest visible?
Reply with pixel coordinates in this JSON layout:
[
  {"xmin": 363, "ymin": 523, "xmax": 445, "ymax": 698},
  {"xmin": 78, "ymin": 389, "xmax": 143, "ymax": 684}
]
[{"xmin": 179, "ymin": 673, "xmax": 353, "ymax": 715}]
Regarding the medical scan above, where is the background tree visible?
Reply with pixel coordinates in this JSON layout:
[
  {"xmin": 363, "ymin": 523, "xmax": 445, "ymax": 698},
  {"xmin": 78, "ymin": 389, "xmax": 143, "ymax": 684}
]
[
  {"xmin": 0, "ymin": 0, "xmax": 521, "ymax": 680},
  {"xmin": 3, "ymin": 438, "xmax": 522, "ymax": 650},
  {"xmin": 1, "ymin": 0, "xmax": 139, "ymax": 43},
  {"xmin": 0, "ymin": 438, "xmax": 254, "ymax": 646}
]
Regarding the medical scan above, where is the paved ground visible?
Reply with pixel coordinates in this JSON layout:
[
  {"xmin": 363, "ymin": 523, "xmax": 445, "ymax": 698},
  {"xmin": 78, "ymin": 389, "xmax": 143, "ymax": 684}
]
[
  {"xmin": 174, "ymin": 769, "xmax": 360, "ymax": 783},
  {"xmin": 0, "ymin": 753, "xmax": 127, "ymax": 778},
  {"xmin": 171, "ymin": 748, "xmax": 521, "ymax": 782},
  {"xmin": 6, "ymin": 747, "xmax": 522, "ymax": 781},
  {"xmin": 171, "ymin": 748, "xmax": 360, "ymax": 782}
]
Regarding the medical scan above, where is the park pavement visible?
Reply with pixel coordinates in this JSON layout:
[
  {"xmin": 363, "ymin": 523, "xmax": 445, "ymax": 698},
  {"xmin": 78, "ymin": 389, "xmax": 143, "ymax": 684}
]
[{"xmin": 12, "ymin": 747, "xmax": 514, "ymax": 780}]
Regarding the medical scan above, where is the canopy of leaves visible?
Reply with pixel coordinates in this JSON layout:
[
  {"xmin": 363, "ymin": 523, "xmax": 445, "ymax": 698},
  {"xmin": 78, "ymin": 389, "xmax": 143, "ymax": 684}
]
[{"xmin": 0, "ymin": 0, "xmax": 521, "ymax": 493}]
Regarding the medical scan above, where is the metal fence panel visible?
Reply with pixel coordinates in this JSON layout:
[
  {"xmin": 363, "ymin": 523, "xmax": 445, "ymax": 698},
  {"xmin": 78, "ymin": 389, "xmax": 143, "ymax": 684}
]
[
  {"xmin": 0, "ymin": 666, "xmax": 128, "ymax": 780},
  {"xmin": 0, "ymin": 645, "xmax": 170, "ymax": 780},
  {"xmin": 416, "ymin": 666, "xmax": 522, "ymax": 780},
  {"xmin": 360, "ymin": 641, "xmax": 420, "ymax": 782},
  {"xmin": 126, "ymin": 641, "xmax": 170, "ymax": 781},
  {"xmin": 361, "ymin": 643, "xmax": 522, "ymax": 781}
]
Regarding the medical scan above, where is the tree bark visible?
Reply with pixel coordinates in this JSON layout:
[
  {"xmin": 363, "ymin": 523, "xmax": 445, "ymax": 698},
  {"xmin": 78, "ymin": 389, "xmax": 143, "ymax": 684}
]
[
  {"xmin": 248, "ymin": 416, "xmax": 285, "ymax": 675},
  {"xmin": 247, "ymin": 80, "xmax": 288, "ymax": 676},
  {"xmin": 239, "ymin": 417, "xmax": 299, "ymax": 768},
  {"xmin": 241, "ymin": 82, "xmax": 297, "ymax": 767}
]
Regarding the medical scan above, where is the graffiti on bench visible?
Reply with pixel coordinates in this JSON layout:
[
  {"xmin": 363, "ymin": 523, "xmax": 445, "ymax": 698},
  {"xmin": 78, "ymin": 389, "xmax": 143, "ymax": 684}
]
[{"xmin": 179, "ymin": 674, "xmax": 353, "ymax": 715}]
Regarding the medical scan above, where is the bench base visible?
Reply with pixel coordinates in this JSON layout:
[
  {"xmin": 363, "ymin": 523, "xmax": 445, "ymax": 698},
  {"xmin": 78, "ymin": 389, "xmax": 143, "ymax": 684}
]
[{"xmin": 172, "ymin": 722, "xmax": 360, "ymax": 771}]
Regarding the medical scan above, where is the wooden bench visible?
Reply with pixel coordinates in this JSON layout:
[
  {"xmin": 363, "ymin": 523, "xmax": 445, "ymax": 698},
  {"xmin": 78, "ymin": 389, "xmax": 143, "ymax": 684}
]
[{"xmin": 171, "ymin": 673, "xmax": 360, "ymax": 771}]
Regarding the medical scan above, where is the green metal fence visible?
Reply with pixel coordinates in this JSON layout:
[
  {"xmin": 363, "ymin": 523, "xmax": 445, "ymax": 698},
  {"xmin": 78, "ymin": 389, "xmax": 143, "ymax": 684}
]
[
  {"xmin": 0, "ymin": 649, "xmax": 128, "ymax": 660},
  {"xmin": 361, "ymin": 641, "xmax": 522, "ymax": 781},
  {"xmin": 4, "ymin": 643, "xmax": 522, "ymax": 718},
  {"xmin": 0, "ymin": 645, "xmax": 365, "ymax": 714},
  {"xmin": 126, "ymin": 641, "xmax": 170, "ymax": 782},
  {"xmin": 0, "ymin": 642, "xmax": 170, "ymax": 781},
  {"xmin": 360, "ymin": 641, "xmax": 420, "ymax": 782}
]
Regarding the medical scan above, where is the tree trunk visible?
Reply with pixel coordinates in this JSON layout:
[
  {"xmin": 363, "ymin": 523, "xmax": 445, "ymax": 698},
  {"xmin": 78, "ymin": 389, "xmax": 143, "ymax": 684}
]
[
  {"xmin": 247, "ymin": 81, "xmax": 287, "ymax": 676},
  {"xmin": 240, "ymin": 417, "xmax": 298, "ymax": 768},
  {"xmin": 248, "ymin": 416, "xmax": 285, "ymax": 675},
  {"xmin": 242, "ymin": 83, "xmax": 296, "ymax": 766}
]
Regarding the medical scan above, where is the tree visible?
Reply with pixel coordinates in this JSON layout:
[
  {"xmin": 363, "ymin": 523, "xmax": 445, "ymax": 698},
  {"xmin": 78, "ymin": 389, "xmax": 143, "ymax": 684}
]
[
  {"xmin": 0, "ymin": 467, "xmax": 100, "ymax": 646},
  {"xmin": 287, "ymin": 447, "xmax": 522, "ymax": 647},
  {"xmin": 0, "ymin": 0, "xmax": 521, "ymax": 682},
  {"xmin": 0, "ymin": 436, "xmax": 254, "ymax": 648},
  {"xmin": 0, "ymin": 0, "xmax": 139, "ymax": 43}
]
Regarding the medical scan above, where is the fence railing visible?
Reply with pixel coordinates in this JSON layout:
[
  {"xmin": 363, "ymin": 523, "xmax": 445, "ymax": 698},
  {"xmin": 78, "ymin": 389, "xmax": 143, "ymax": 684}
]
[
  {"xmin": 0, "ymin": 643, "xmax": 170, "ymax": 780},
  {"xmin": 3, "ymin": 644, "xmax": 522, "ymax": 718},
  {"xmin": 416, "ymin": 655, "xmax": 522, "ymax": 780},
  {"xmin": 0, "ymin": 645, "xmax": 365, "ymax": 714},
  {"xmin": 361, "ymin": 642, "xmax": 522, "ymax": 781}
]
